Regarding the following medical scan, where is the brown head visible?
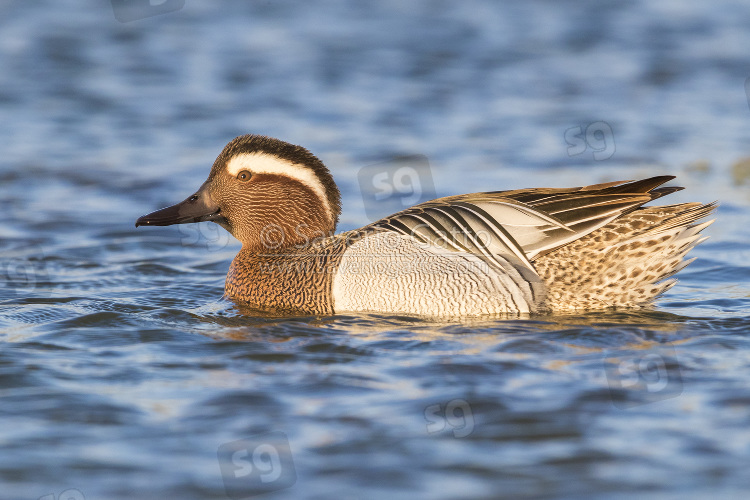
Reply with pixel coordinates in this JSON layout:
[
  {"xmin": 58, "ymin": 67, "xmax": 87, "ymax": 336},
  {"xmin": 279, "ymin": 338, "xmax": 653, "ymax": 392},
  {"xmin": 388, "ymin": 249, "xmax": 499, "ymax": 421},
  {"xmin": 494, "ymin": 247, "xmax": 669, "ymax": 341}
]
[{"xmin": 135, "ymin": 135, "xmax": 342, "ymax": 252}]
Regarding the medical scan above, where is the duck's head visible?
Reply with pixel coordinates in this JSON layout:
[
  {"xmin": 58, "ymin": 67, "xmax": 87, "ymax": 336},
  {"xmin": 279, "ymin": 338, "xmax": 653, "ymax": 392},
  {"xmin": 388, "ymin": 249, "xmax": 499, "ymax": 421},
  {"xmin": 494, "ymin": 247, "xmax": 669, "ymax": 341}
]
[{"xmin": 136, "ymin": 135, "xmax": 341, "ymax": 251}]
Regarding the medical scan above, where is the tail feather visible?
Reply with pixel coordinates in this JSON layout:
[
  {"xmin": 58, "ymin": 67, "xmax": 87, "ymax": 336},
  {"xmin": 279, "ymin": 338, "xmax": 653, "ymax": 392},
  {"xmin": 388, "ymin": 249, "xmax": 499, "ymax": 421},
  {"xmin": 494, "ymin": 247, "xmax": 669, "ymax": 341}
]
[
  {"xmin": 596, "ymin": 176, "xmax": 676, "ymax": 199},
  {"xmin": 535, "ymin": 202, "xmax": 716, "ymax": 311},
  {"xmin": 648, "ymin": 186, "xmax": 685, "ymax": 201}
]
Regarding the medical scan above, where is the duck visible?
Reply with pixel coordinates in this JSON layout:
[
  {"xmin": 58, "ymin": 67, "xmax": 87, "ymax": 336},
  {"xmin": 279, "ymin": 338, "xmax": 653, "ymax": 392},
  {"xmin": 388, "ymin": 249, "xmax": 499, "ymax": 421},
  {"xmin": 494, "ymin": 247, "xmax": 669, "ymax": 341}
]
[{"xmin": 135, "ymin": 134, "xmax": 716, "ymax": 317}]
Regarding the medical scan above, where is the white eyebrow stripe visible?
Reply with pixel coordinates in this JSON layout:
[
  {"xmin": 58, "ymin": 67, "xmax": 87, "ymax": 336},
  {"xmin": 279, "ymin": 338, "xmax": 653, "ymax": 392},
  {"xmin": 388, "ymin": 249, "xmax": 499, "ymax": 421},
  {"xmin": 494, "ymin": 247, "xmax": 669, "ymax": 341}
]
[{"xmin": 226, "ymin": 152, "xmax": 334, "ymax": 223}]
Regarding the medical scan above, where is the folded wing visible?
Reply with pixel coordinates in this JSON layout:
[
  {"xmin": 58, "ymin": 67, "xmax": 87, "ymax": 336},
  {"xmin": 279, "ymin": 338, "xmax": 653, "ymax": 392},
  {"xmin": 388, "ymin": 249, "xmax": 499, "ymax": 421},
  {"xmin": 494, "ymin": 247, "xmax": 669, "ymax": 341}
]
[{"xmin": 367, "ymin": 176, "xmax": 679, "ymax": 279}]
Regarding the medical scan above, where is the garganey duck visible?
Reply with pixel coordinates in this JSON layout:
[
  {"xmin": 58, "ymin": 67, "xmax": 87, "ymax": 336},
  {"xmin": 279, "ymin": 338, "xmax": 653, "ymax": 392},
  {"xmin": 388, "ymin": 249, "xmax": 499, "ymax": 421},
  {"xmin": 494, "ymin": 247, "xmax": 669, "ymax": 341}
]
[{"xmin": 136, "ymin": 134, "xmax": 716, "ymax": 317}]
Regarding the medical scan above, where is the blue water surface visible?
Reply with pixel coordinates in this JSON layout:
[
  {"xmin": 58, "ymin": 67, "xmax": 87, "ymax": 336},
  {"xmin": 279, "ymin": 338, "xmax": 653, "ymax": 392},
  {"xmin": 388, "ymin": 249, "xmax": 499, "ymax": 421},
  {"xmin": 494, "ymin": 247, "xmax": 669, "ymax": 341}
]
[{"xmin": 2, "ymin": 1, "xmax": 750, "ymax": 499}]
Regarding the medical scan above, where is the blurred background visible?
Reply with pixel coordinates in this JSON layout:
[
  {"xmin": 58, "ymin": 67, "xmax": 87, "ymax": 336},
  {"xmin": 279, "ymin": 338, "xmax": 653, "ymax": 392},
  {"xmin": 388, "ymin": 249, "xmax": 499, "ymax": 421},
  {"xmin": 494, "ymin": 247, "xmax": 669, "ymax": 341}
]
[
  {"xmin": 2, "ymin": 1, "xmax": 750, "ymax": 499},
  {"xmin": 5, "ymin": 0, "xmax": 750, "ymax": 225}
]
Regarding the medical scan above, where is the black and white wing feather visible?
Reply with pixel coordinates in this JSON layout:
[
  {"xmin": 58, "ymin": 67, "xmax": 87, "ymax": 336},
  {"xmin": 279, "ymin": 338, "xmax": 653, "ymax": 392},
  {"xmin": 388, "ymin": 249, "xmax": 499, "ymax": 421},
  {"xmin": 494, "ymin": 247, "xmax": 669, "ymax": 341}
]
[{"xmin": 367, "ymin": 176, "xmax": 678, "ymax": 280}]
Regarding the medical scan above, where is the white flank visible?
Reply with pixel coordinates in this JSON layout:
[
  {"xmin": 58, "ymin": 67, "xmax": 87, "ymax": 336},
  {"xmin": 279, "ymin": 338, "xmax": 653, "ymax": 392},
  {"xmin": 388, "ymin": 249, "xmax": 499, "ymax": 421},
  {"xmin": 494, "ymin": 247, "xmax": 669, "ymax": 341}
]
[
  {"xmin": 332, "ymin": 232, "xmax": 537, "ymax": 316},
  {"xmin": 226, "ymin": 152, "xmax": 334, "ymax": 223}
]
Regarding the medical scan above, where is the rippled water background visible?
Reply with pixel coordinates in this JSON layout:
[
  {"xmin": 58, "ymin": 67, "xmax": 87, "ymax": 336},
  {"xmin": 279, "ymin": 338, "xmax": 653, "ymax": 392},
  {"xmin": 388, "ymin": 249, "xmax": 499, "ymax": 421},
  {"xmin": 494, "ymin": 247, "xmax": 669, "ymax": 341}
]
[{"xmin": 2, "ymin": 1, "xmax": 750, "ymax": 499}]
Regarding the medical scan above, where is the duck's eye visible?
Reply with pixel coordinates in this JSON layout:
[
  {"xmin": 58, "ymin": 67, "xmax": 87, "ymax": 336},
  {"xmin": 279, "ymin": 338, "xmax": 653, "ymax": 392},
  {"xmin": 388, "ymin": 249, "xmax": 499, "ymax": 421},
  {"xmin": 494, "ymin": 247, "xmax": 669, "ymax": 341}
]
[{"xmin": 237, "ymin": 170, "xmax": 252, "ymax": 182}]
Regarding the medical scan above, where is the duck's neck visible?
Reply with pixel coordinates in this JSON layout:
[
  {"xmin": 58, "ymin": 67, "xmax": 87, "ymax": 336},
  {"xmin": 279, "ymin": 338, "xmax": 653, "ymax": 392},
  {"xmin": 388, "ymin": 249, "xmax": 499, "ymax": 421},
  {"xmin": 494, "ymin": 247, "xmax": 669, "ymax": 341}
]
[
  {"xmin": 240, "ymin": 224, "xmax": 335, "ymax": 255},
  {"xmin": 225, "ymin": 234, "xmax": 348, "ymax": 314}
]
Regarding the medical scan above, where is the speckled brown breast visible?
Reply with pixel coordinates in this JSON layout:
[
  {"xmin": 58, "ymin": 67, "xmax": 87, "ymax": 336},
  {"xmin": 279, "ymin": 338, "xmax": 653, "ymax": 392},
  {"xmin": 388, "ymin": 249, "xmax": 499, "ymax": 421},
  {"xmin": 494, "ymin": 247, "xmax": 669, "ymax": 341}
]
[{"xmin": 224, "ymin": 230, "xmax": 361, "ymax": 314}]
